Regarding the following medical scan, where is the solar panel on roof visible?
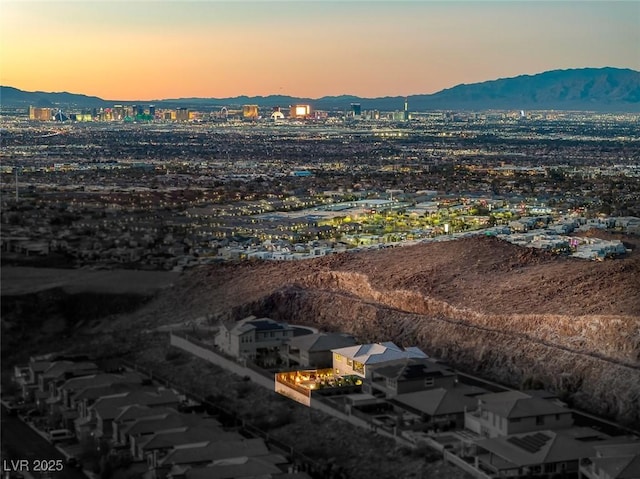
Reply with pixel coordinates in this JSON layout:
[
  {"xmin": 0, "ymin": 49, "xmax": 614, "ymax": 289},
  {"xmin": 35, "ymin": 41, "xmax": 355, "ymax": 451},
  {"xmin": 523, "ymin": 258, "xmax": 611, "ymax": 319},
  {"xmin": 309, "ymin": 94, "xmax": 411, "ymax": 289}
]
[
  {"xmin": 508, "ymin": 437, "xmax": 537, "ymax": 453},
  {"xmin": 522, "ymin": 435, "xmax": 544, "ymax": 449},
  {"xmin": 531, "ymin": 432, "xmax": 551, "ymax": 447},
  {"xmin": 507, "ymin": 432, "xmax": 551, "ymax": 453}
]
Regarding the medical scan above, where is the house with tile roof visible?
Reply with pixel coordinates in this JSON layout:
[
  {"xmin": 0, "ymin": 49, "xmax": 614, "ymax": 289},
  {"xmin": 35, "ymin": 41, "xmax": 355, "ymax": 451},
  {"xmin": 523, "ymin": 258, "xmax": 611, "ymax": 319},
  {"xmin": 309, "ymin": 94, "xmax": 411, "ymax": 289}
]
[
  {"xmin": 580, "ymin": 442, "xmax": 640, "ymax": 479},
  {"xmin": 171, "ymin": 456, "xmax": 284, "ymax": 479},
  {"xmin": 214, "ymin": 315, "xmax": 294, "ymax": 366},
  {"xmin": 475, "ymin": 429, "xmax": 595, "ymax": 477},
  {"xmin": 464, "ymin": 391, "xmax": 573, "ymax": 438},
  {"xmin": 75, "ymin": 382, "xmax": 158, "ymax": 435},
  {"xmin": 476, "ymin": 429, "xmax": 640, "ymax": 478},
  {"xmin": 126, "ymin": 413, "xmax": 224, "ymax": 460},
  {"xmin": 83, "ymin": 388, "xmax": 181, "ymax": 439},
  {"xmin": 281, "ymin": 332, "xmax": 357, "ymax": 368},
  {"xmin": 365, "ymin": 357, "xmax": 457, "ymax": 398},
  {"xmin": 14, "ymin": 356, "xmax": 52, "ymax": 402},
  {"xmin": 44, "ymin": 373, "xmax": 144, "ymax": 432},
  {"xmin": 37, "ymin": 360, "xmax": 99, "ymax": 409},
  {"xmin": 113, "ymin": 405, "xmax": 180, "ymax": 445},
  {"xmin": 158, "ymin": 437, "xmax": 270, "ymax": 468},
  {"xmin": 391, "ymin": 387, "xmax": 479, "ymax": 430},
  {"xmin": 59, "ymin": 371, "xmax": 144, "ymax": 409},
  {"xmin": 138, "ymin": 425, "xmax": 238, "ymax": 468}
]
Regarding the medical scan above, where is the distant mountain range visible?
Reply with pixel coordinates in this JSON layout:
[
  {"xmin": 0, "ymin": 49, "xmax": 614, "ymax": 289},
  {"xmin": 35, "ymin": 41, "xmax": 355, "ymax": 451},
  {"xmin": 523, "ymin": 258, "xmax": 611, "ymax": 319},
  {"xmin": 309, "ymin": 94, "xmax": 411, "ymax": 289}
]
[{"xmin": 2, "ymin": 67, "xmax": 639, "ymax": 112}]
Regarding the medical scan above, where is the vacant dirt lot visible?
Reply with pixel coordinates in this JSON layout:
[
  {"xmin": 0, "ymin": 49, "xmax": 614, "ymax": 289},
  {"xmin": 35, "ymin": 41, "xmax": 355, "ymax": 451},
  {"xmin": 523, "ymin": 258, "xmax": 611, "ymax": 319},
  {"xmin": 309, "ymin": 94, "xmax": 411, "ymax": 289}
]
[{"xmin": 1, "ymin": 267, "xmax": 179, "ymax": 295}]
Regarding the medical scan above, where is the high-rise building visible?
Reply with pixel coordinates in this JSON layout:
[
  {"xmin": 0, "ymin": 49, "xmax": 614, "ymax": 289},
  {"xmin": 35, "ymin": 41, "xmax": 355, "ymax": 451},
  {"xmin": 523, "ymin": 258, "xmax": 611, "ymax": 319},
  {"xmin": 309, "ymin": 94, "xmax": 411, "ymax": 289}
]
[
  {"xmin": 243, "ymin": 105, "xmax": 259, "ymax": 120},
  {"xmin": 149, "ymin": 105, "xmax": 156, "ymax": 117},
  {"xmin": 29, "ymin": 106, "xmax": 53, "ymax": 121},
  {"xmin": 404, "ymin": 98, "xmax": 409, "ymax": 121},
  {"xmin": 351, "ymin": 103, "xmax": 361, "ymax": 118},
  {"xmin": 112, "ymin": 105, "xmax": 125, "ymax": 121},
  {"xmin": 290, "ymin": 104, "xmax": 311, "ymax": 119},
  {"xmin": 175, "ymin": 107, "xmax": 189, "ymax": 121}
]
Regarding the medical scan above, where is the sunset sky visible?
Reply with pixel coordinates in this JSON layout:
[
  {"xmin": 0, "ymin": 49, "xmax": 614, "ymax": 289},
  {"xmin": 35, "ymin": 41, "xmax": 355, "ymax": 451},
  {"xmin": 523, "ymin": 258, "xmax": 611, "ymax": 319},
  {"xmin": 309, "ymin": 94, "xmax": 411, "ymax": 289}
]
[{"xmin": 1, "ymin": 1, "xmax": 638, "ymax": 100}]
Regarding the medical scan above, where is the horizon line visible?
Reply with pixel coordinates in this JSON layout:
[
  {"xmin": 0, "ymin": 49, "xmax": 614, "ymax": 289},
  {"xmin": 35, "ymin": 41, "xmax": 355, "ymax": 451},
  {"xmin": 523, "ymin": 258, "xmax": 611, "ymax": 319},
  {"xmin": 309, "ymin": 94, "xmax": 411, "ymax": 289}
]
[{"xmin": 3, "ymin": 66, "xmax": 638, "ymax": 104}]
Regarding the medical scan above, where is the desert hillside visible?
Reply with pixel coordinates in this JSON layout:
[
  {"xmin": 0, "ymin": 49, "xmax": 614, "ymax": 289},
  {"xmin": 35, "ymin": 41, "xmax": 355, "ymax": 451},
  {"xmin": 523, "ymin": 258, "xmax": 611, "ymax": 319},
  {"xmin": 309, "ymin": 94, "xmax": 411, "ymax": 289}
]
[
  {"xmin": 4, "ymin": 235, "xmax": 637, "ymax": 428},
  {"xmin": 112, "ymin": 235, "xmax": 640, "ymax": 427},
  {"xmin": 131, "ymin": 235, "xmax": 640, "ymax": 319}
]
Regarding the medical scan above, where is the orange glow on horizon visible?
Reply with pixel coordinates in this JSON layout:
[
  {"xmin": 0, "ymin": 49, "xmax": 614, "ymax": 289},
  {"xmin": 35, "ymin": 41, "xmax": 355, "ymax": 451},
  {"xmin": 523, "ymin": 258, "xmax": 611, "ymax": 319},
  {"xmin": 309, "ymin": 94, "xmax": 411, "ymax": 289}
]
[{"xmin": 1, "ymin": 2, "xmax": 638, "ymax": 101}]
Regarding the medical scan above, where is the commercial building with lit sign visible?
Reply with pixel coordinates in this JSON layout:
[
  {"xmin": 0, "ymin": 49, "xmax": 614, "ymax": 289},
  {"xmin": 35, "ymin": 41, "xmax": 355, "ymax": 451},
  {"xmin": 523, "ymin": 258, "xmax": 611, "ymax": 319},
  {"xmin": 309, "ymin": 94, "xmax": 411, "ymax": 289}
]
[
  {"xmin": 242, "ymin": 105, "xmax": 259, "ymax": 120},
  {"xmin": 29, "ymin": 107, "xmax": 53, "ymax": 121},
  {"xmin": 290, "ymin": 104, "xmax": 311, "ymax": 119}
]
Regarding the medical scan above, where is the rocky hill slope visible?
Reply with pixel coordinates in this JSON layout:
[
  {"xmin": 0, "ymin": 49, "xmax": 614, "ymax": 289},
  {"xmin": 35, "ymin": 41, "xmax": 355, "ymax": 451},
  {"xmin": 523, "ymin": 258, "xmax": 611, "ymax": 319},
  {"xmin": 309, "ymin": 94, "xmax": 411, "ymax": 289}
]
[
  {"xmin": 117, "ymin": 235, "xmax": 640, "ymax": 427},
  {"xmin": 421, "ymin": 67, "xmax": 640, "ymax": 111}
]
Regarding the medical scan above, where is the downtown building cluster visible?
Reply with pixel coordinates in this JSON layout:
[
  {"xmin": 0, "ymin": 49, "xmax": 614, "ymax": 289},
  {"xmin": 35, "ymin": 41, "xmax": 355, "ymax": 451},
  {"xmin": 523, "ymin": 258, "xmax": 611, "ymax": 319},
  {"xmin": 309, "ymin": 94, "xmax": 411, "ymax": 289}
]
[{"xmin": 27, "ymin": 98, "xmax": 414, "ymax": 123}]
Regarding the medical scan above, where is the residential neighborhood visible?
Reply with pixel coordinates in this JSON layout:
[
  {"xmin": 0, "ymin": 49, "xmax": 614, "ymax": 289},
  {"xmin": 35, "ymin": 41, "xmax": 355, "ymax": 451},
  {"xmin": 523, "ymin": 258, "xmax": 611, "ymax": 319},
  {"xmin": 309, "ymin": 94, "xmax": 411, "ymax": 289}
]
[
  {"xmin": 214, "ymin": 321, "xmax": 640, "ymax": 479},
  {"xmin": 2, "ymin": 116, "xmax": 639, "ymax": 272},
  {"xmin": 5, "ymin": 351, "xmax": 317, "ymax": 479},
  {"xmin": 4, "ymin": 299, "xmax": 640, "ymax": 479}
]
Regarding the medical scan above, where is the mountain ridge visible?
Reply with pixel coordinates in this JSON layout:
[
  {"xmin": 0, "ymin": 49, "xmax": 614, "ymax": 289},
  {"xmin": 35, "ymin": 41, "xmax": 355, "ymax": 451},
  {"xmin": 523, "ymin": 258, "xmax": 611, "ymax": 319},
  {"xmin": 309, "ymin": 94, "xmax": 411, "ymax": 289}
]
[{"xmin": 2, "ymin": 67, "xmax": 639, "ymax": 112}]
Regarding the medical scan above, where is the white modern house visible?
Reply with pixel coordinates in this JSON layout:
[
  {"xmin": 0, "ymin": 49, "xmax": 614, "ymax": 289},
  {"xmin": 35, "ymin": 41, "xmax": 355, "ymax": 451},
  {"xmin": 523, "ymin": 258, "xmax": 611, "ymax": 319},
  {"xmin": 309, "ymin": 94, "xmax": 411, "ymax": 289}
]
[{"xmin": 331, "ymin": 342, "xmax": 428, "ymax": 379}]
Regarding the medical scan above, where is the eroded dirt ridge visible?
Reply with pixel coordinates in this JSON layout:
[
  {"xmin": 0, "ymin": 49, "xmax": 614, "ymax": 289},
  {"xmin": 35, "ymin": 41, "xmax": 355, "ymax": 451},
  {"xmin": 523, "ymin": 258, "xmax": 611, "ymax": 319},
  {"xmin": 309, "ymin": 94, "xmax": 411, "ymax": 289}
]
[
  {"xmin": 297, "ymin": 271, "xmax": 640, "ymax": 366},
  {"xmin": 88, "ymin": 236, "xmax": 639, "ymax": 428},
  {"xmin": 236, "ymin": 270, "xmax": 640, "ymax": 428}
]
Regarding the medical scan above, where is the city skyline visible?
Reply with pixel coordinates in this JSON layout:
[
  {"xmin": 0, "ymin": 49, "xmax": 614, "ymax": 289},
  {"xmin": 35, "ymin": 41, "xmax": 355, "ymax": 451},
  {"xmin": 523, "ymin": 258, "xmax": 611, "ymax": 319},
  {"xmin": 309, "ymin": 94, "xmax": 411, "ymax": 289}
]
[{"xmin": 1, "ymin": 1, "xmax": 639, "ymax": 101}]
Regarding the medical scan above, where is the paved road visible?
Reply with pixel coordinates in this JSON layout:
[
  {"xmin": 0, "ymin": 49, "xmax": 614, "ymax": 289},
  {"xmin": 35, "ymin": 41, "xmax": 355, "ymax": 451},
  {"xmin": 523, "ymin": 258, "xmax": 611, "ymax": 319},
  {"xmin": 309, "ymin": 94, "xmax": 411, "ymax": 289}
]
[{"xmin": 1, "ymin": 406, "xmax": 87, "ymax": 479}]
